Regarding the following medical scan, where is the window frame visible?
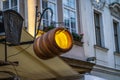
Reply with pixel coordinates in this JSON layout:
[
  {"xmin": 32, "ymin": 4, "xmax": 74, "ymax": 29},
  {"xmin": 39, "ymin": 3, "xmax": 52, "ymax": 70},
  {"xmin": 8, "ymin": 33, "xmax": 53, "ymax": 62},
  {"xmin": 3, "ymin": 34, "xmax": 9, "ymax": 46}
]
[
  {"xmin": 0, "ymin": 1, "xmax": 2, "ymax": 10},
  {"xmin": 94, "ymin": 11, "xmax": 104, "ymax": 47},
  {"xmin": 40, "ymin": 0, "xmax": 58, "ymax": 27},
  {"xmin": 109, "ymin": 0, "xmax": 119, "ymax": 3},
  {"xmin": 1, "ymin": 0, "xmax": 19, "ymax": 12},
  {"xmin": 113, "ymin": 20, "xmax": 120, "ymax": 53},
  {"xmin": 62, "ymin": 0, "xmax": 78, "ymax": 33}
]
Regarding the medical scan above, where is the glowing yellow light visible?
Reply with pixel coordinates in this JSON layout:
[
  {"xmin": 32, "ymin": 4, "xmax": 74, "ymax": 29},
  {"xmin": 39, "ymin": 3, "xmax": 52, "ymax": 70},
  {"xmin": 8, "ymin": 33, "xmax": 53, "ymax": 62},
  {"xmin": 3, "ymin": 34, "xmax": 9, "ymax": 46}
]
[
  {"xmin": 36, "ymin": 30, "xmax": 45, "ymax": 38},
  {"xmin": 55, "ymin": 30, "xmax": 72, "ymax": 49},
  {"xmin": 33, "ymin": 27, "xmax": 73, "ymax": 59}
]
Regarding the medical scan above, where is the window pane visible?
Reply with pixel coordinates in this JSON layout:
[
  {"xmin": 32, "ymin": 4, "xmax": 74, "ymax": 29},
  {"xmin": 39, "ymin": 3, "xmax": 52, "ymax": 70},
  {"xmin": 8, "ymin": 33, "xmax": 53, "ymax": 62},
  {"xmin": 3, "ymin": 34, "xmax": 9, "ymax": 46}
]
[
  {"xmin": 2, "ymin": 0, "xmax": 18, "ymax": 11},
  {"xmin": 94, "ymin": 13, "xmax": 100, "ymax": 27},
  {"xmin": 3, "ymin": 0, "xmax": 9, "ymax": 10},
  {"xmin": 70, "ymin": 11, "xmax": 76, "ymax": 32},
  {"xmin": 49, "ymin": 0, "xmax": 55, "ymax": 2},
  {"xmin": 113, "ymin": 22, "xmax": 119, "ymax": 52},
  {"xmin": 94, "ymin": 13, "xmax": 102, "ymax": 46},
  {"xmin": 49, "ymin": 3, "xmax": 56, "ymax": 21},
  {"xmin": 63, "ymin": 0, "xmax": 77, "ymax": 32},
  {"xmin": 96, "ymin": 28, "xmax": 101, "ymax": 46},
  {"xmin": 65, "ymin": 19, "xmax": 70, "ymax": 29},
  {"xmin": 42, "ymin": 0, "xmax": 56, "ymax": 26},
  {"xmin": 63, "ymin": 0, "xmax": 75, "ymax": 9},
  {"xmin": 64, "ymin": 9, "xmax": 70, "ymax": 30},
  {"xmin": 42, "ymin": 0, "xmax": 48, "ymax": 26},
  {"xmin": 42, "ymin": 0, "xmax": 48, "ymax": 9},
  {"xmin": 69, "ymin": 0, "xmax": 75, "ymax": 8},
  {"xmin": 11, "ymin": 0, "xmax": 17, "ymax": 7},
  {"xmin": 43, "ymin": 11, "xmax": 48, "ymax": 20},
  {"xmin": 64, "ymin": 8, "xmax": 76, "ymax": 32},
  {"xmin": 63, "ymin": 0, "xmax": 68, "ymax": 6},
  {"xmin": 43, "ymin": 20, "xmax": 49, "ymax": 27},
  {"xmin": 11, "ymin": 7, "xmax": 17, "ymax": 11},
  {"xmin": 64, "ymin": 9, "xmax": 69, "ymax": 18}
]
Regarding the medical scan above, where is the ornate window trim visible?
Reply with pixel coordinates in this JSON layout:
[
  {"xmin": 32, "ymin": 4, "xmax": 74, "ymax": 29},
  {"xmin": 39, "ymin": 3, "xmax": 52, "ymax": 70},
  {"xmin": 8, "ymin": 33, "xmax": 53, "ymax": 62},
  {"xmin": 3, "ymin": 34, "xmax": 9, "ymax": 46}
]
[
  {"xmin": 109, "ymin": 2, "xmax": 120, "ymax": 19},
  {"xmin": 91, "ymin": 0, "xmax": 106, "ymax": 10}
]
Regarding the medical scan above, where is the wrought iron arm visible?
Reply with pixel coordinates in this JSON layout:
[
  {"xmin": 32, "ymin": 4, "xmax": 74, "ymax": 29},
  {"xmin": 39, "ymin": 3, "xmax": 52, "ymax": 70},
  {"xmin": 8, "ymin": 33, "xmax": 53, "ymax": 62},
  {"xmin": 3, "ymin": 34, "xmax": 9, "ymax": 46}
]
[{"xmin": 35, "ymin": 7, "xmax": 53, "ymax": 37}]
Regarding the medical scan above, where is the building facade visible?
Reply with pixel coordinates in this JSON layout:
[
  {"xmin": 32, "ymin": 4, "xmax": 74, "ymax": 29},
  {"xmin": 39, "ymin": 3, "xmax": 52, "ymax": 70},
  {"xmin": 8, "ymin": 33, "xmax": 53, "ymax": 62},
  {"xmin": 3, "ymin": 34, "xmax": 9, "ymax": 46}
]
[
  {"xmin": 0, "ymin": 0, "xmax": 120, "ymax": 80},
  {"xmin": 80, "ymin": 0, "xmax": 120, "ymax": 80}
]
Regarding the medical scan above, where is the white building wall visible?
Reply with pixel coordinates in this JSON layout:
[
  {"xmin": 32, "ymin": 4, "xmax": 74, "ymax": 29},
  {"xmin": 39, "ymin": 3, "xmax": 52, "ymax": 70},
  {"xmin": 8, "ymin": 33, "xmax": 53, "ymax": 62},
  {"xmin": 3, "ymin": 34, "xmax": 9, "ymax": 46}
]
[
  {"xmin": 79, "ymin": 0, "xmax": 120, "ymax": 79},
  {"xmin": 79, "ymin": 0, "xmax": 95, "ymax": 58},
  {"xmin": 79, "ymin": 0, "xmax": 120, "ymax": 69},
  {"xmin": 102, "ymin": 6, "xmax": 115, "ymax": 68},
  {"xmin": 91, "ymin": 70, "xmax": 120, "ymax": 80}
]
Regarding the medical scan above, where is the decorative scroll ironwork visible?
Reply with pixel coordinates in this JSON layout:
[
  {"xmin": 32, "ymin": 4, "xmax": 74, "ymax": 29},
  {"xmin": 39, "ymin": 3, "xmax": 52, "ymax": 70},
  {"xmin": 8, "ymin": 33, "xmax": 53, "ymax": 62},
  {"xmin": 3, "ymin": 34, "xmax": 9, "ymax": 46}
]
[{"xmin": 34, "ymin": 6, "xmax": 53, "ymax": 38}]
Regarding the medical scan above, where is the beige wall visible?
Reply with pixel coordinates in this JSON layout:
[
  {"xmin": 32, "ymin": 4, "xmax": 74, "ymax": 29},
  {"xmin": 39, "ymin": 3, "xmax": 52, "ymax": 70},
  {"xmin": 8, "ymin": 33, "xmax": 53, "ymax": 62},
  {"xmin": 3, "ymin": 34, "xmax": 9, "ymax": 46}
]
[
  {"xmin": 57, "ymin": 0, "xmax": 63, "ymax": 26},
  {"xmin": 27, "ymin": 0, "xmax": 37, "ymax": 36}
]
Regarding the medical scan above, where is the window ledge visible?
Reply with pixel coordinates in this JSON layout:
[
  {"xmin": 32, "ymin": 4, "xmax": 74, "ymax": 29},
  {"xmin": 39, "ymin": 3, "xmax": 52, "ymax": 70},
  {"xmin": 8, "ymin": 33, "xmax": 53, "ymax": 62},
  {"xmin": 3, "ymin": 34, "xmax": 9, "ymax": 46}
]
[
  {"xmin": 94, "ymin": 45, "xmax": 109, "ymax": 52},
  {"xmin": 73, "ymin": 40, "xmax": 83, "ymax": 46},
  {"xmin": 114, "ymin": 52, "xmax": 120, "ymax": 56}
]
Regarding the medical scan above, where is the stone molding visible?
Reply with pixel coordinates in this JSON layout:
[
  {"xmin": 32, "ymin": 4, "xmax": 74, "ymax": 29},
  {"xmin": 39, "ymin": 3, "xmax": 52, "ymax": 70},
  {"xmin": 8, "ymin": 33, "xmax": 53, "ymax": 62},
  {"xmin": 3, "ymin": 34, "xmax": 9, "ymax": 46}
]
[
  {"xmin": 109, "ymin": 2, "xmax": 120, "ymax": 19},
  {"xmin": 93, "ymin": 65, "xmax": 120, "ymax": 76},
  {"xmin": 94, "ymin": 45, "xmax": 109, "ymax": 52},
  {"xmin": 91, "ymin": 0, "xmax": 106, "ymax": 10},
  {"xmin": 61, "ymin": 57, "xmax": 95, "ymax": 74}
]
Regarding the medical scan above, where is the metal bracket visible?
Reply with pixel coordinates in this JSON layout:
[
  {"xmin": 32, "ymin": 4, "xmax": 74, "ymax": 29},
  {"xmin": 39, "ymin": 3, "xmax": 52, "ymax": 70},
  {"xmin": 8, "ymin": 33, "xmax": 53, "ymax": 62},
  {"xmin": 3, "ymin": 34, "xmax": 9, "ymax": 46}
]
[{"xmin": 0, "ymin": 60, "xmax": 19, "ymax": 66}]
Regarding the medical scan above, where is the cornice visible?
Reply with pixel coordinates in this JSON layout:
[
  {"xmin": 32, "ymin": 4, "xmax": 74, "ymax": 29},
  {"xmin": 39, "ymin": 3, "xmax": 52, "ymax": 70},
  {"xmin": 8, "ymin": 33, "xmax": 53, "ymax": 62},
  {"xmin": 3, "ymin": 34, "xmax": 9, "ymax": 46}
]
[
  {"xmin": 109, "ymin": 2, "xmax": 120, "ymax": 19},
  {"xmin": 93, "ymin": 65, "xmax": 120, "ymax": 76},
  {"xmin": 61, "ymin": 57, "xmax": 95, "ymax": 74}
]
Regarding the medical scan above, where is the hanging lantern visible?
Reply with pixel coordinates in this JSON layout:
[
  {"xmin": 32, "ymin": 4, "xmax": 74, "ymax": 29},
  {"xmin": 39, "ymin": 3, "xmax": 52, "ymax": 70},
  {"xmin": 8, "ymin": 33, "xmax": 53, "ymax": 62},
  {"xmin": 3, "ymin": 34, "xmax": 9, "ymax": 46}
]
[
  {"xmin": 3, "ymin": 10, "xmax": 24, "ymax": 45},
  {"xmin": 33, "ymin": 27, "xmax": 73, "ymax": 59}
]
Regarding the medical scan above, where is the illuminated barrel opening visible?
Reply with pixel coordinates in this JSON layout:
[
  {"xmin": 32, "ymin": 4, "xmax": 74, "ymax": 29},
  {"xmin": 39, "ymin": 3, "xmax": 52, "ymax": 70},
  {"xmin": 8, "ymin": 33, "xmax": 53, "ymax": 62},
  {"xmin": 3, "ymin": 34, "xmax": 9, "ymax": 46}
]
[
  {"xmin": 55, "ymin": 29, "xmax": 72, "ymax": 50},
  {"xmin": 33, "ymin": 27, "xmax": 73, "ymax": 60}
]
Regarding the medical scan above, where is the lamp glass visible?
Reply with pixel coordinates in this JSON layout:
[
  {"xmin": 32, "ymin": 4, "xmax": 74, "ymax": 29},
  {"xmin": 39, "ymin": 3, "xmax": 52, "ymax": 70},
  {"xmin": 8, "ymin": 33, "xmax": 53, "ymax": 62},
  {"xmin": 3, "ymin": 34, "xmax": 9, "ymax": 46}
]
[
  {"xmin": 36, "ymin": 30, "xmax": 44, "ymax": 38},
  {"xmin": 55, "ymin": 30, "xmax": 71, "ymax": 49}
]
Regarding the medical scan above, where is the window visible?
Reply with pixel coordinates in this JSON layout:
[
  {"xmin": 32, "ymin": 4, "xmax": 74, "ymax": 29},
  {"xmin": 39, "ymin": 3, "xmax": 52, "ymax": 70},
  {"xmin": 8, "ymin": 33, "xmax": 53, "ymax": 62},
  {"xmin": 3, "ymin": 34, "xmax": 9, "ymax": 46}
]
[
  {"xmin": 2, "ymin": 0, "xmax": 18, "ymax": 12},
  {"xmin": 63, "ymin": 0, "xmax": 77, "ymax": 33},
  {"xmin": 94, "ymin": 12, "xmax": 103, "ymax": 46},
  {"xmin": 95, "ymin": 0, "xmax": 100, "ymax": 3},
  {"xmin": 0, "ymin": 11, "xmax": 4, "ymax": 34},
  {"xmin": 110, "ymin": 0, "xmax": 119, "ymax": 3},
  {"xmin": 113, "ymin": 21, "xmax": 119, "ymax": 52},
  {"xmin": 41, "ymin": 0, "xmax": 57, "ymax": 27}
]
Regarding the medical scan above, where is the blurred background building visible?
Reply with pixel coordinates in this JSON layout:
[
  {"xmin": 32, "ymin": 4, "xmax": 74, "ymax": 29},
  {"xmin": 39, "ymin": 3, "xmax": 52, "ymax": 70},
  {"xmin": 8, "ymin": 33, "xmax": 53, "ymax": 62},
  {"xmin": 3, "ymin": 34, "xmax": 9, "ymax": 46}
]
[{"xmin": 0, "ymin": 0, "xmax": 120, "ymax": 80}]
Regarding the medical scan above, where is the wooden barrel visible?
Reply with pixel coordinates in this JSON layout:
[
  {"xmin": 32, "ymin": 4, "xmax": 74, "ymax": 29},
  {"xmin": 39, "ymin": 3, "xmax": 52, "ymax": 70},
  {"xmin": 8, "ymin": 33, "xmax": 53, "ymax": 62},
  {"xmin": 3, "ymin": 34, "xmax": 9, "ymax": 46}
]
[{"xmin": 33, "ymin": 27, "xmax": 73, "ymax": 59}]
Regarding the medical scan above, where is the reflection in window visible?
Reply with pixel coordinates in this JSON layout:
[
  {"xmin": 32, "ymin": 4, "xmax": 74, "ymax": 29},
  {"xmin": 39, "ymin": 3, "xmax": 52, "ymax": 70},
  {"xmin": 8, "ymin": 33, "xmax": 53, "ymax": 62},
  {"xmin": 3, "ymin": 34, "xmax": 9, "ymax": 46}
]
[
  {"xmin": 42, "ymin": 0, "xmax": 57, "ymax": 27},
  {"xmin": 96, "ymin": 0, "xmax": 100, "ymax": 3},
  {"xmin": 2, "ymin": 0, "xmax": 18, "ymax": 11},
  {"xmin": 113, "ymin": 21, "xmax": 119, "ymax": 52},
  {"xmin": 63, "ymin": 0, "xmax": 75, "ymax": 9},
  {"xmin": 110, "ymin": 0, "xmax": 119, "ymax": 3},
  {"xmin": 63, "ymin": 0, "xmax": 77, "ymax": 33},
  {"xmin": 3, "ymin": 0, "xmax": 9, "ymax": 10},
  {"xmin": 11, "ymin": 0, "xmax": 17, "ymax": 10},
  {"xmin": 94, "ymin": 12, "xmax": 103, "ymax": 47}
]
